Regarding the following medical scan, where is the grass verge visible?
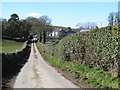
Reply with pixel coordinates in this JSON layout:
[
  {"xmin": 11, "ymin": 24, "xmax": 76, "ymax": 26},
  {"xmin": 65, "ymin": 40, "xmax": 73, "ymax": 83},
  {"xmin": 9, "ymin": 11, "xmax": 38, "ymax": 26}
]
[
  {"xmin": 1, "ymin": 39, "xmax": 24, "ymax": 53},
  {"xmin": 36, "ymin": 42, "xmax": 119, "ymax": 88}
]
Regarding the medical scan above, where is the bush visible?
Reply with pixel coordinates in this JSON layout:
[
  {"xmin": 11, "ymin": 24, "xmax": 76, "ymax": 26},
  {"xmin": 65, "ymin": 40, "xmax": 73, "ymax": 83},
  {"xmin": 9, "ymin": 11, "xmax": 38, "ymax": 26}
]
[
  {"xmin": 38, "ymin": 24, "xmax": 120, "ymax": 74},
  {"xmin": 37, "ymin": 43, "xmax": 119, "ymax": 88}
]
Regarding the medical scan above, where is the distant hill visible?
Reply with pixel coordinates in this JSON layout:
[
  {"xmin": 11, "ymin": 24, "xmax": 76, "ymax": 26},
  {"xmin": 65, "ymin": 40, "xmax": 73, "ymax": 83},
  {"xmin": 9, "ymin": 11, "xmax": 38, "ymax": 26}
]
[{"xmin": 52, "ymin": 26, "xmax": 69, "ymax": 30}]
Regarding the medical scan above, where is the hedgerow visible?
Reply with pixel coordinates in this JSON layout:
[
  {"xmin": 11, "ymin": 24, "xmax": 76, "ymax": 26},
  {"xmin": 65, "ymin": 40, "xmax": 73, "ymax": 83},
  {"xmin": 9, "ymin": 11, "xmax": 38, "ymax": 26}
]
[{"xmin": 39, "ymin": 25, "xmax": 120, "ymax": 75}]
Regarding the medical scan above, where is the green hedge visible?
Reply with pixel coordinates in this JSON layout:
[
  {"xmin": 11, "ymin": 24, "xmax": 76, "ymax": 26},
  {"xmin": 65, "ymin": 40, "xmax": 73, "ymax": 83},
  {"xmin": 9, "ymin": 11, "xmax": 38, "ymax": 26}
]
[
  {"xmin": 2, "ymin": 44, "xmax": 31, "ymax": 88},
  {"xmin": 36, "ymin": 43, "xmax": 120, "ymax": 88},
  {"xmin": 39, "ymin": 25, "xmax": 120, "ymax": 74}
]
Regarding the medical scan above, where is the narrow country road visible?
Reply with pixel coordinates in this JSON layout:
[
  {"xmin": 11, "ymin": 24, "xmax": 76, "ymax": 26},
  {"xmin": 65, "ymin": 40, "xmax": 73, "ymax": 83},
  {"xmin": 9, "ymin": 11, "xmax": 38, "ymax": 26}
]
[{"xmin": 13, "ymin": 43, "xmax": 79, "ymax": 88}]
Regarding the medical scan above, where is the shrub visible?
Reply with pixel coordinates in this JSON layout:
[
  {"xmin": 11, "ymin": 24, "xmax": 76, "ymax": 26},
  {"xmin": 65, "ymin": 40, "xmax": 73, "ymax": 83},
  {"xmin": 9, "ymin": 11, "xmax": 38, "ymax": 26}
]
[{"xmin": 38, "ymin": 24, "xmax": 120, "ymax": 74}]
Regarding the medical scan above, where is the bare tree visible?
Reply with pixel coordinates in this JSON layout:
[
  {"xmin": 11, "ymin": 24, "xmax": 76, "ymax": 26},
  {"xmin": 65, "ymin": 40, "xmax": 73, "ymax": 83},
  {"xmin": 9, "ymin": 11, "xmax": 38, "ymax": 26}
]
[
  {"xmin": 76, "ymin": 23, "xmax": 84, "ymax": 29},
  {"xmin": 108, "ymin": 12, "xmax": 120, "ymax": 25},
  {"xmin": 26, "ymin": 15, "xmax": 52, "ymax": 44},
  {"xmin": 76, "ymin": 22, "xmax": 97, "ymax": 29},
  {"xmin": 108, "ymin": 12, "xmax": 115, "ymax": 26},
  {"xmin": 39, "ymin": 16, "xmax": 52, "ymax": 44},
  {"xmin": 114, "ymin": 12, "xmax": 120, "ymax": 24}
]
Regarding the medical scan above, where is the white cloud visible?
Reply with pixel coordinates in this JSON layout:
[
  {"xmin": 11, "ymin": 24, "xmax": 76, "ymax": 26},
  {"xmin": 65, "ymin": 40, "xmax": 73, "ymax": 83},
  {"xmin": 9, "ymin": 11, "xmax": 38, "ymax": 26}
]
[{"xmin": 27, "ymin": 12, "xmax": 42, "ymax": 17}]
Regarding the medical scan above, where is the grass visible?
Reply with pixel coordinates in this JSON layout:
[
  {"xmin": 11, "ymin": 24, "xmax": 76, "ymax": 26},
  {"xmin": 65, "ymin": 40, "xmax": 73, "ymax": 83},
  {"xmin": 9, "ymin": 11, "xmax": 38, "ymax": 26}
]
[
  {"xmin": 1, "ymin": 39, "xmax": 24, "ymax": 53},
  {"xmin": 45, "ymin": 42, "xmax": 53, "ymax": 44},
  {"xmin": 0, "ymin": 39, "xmax": 2, "ymax": 53},
  {"xmin": 36, "ymin": 42, "xmax": 119, "ymax": 88}
]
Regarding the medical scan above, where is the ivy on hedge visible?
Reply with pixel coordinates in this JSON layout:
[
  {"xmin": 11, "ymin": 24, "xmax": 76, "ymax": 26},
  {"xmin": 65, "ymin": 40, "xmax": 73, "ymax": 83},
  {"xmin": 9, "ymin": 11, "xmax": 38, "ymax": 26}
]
[{"xmin": 39, "ymin": 24, "xmax": 120, "ymax": 74}]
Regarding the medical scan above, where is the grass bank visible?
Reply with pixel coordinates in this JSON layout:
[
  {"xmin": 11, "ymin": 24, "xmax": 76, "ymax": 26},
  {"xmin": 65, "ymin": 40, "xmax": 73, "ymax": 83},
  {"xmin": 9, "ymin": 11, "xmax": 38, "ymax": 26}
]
[
  {"xmin": 0, "ymin": 39, "xmax": 2, "ymax": 53},
  {"xmin": 36, "ymin": 42, "xmax": 119, "ymax": 88},
  {"xmin": 1, "ymin": 39, "xmax": 24, "ymax": 53}
]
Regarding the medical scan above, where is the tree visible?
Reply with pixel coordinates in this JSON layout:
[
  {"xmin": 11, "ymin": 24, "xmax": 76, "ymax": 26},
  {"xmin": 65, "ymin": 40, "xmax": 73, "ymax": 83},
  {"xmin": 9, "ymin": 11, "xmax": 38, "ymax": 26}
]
[
  {"xmin": 2, "ymin": 14, "xmax": 31, "ymax": 40},
  {"xmin": 68, "ymin": 27, "xmax": 72, "ymax": 31},
  {"xmin": 26, "ymin": 17, "xmax": 43, "ymax": 42},
  {"xmin": 8, "ymin": 13, "xmax": 19, "ymax": 22},
  {"xmin": 7, "ymin": 14, "xmax": 20, "ymax": 38},
  {"xmin": 108, "ymin": 12, "xmax": 120, "ymax": 26},
  {"xmin": 2, "ymin": 19, "xmax": 9, "ymax": 37},
  {"xmin": 76, "ymin": 23, "xmax": 83, "ymax": 28},
  {"xmin": 76, "ymin": 22, "xmax": 97, "ymax": 29},
  {"xmin": 114, "ymin": 12, "xmax": 120, "ymax": 24},
  {"xmin": 108, "ymin": 12, "xmax": 115, "ymax": 26},
  {"xmin": 39, "ymin": 15, "xmax": 52, "ymax": 44},
  {"xmin": 26, "ymin": 15, "xmax": 52, "ymax": 44},
  {"xmin": 19, "ymin": 20, "xmax": 31, "ymax": 39}
]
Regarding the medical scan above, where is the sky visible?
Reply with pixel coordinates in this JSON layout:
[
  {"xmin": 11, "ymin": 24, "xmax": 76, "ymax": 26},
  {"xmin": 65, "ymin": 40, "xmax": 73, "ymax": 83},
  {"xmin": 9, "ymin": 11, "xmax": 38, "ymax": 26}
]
[{"xmin": 1, "ymin": 2, "xmax": 119, "ymax": 28}]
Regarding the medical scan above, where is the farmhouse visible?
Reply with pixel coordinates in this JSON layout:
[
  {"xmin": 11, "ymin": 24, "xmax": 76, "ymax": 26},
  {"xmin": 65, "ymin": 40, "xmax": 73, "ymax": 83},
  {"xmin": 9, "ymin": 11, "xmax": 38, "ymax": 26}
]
[
  {"xmin": 48, "ymin": 27, "xmax": 90, "ymax": 40},
  {"xmin": 49, "ymin": 29, "xmax": 76, "ymax": 38}
]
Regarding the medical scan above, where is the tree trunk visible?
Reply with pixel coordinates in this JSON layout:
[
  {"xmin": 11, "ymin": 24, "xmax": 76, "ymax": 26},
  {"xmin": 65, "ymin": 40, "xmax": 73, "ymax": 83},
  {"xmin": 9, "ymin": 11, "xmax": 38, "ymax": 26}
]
[
  {"xmin": 43, "ymin": 32, "xmax": 46, "ymax": 44},
  {"xmin": 39, "ymin": 35, "xmax": 42, "ymax": 42}
]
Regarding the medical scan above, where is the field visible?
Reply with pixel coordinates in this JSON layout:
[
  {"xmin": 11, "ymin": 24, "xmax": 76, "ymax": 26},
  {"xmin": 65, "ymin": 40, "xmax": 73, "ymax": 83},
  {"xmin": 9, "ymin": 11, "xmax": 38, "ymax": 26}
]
[{"xmin": 1, "ymin": 39, "xmax": 24, "ymax": 53}]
